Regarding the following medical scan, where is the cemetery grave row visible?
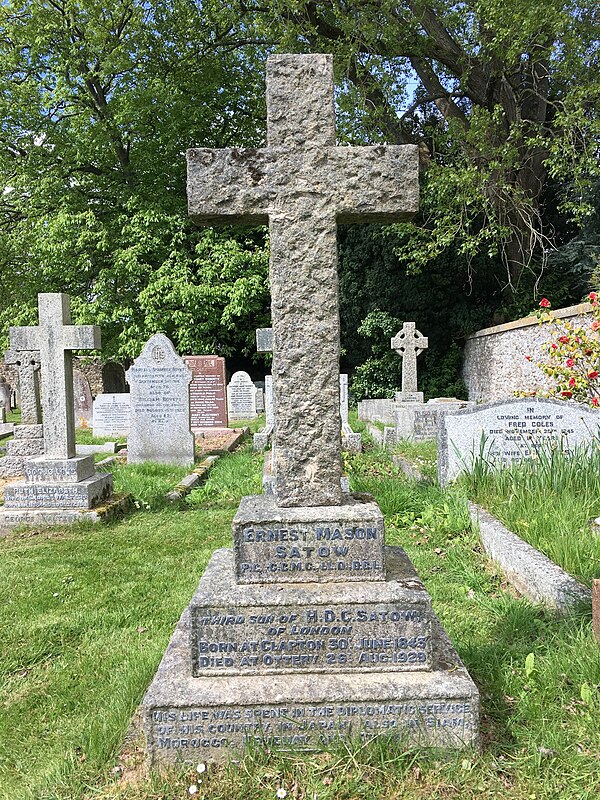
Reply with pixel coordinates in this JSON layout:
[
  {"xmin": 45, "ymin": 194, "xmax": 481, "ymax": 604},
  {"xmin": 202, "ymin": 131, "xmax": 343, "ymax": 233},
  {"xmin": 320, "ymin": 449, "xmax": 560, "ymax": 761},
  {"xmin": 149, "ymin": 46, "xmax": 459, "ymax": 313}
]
[{"xmin": 2, "ymin": 52, "xmax": 598, "ymax": 790}]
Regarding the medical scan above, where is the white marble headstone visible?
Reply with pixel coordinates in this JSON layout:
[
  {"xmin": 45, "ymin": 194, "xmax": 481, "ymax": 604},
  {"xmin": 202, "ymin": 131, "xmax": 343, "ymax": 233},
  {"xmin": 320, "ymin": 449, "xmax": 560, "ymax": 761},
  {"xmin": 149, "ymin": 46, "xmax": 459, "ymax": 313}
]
[
  {"xmin": 227, "ymin": 371, "xmax": 257, "ymax": 419},
  {"xmin": 126, "ymin": 334, "xmax": 194, "ymax": 466}
]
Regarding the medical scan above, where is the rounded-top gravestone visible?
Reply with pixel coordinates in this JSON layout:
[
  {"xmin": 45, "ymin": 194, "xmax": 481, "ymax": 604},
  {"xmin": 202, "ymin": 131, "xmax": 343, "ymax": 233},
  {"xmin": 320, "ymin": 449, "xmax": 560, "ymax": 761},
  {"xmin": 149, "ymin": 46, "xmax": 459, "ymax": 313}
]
[
  {"xmin": 227, "ymin": 371, "xmax": 257, "ymax": 419},
  {"xmin": 126, "ymin": 333, "xmax": 195, "ymax": 466}
]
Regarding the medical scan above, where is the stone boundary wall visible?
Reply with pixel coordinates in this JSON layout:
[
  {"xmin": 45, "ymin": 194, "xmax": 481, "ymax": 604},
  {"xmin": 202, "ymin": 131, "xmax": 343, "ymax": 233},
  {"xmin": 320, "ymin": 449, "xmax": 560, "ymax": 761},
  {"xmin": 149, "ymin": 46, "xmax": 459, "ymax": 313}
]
[
  {"xmin": 0, "ymin": 357, "xmax": 120, "ymax": 398},
  {"xmin": 463, "ymin": 302, "xmax": 593, "ymax": 403}
]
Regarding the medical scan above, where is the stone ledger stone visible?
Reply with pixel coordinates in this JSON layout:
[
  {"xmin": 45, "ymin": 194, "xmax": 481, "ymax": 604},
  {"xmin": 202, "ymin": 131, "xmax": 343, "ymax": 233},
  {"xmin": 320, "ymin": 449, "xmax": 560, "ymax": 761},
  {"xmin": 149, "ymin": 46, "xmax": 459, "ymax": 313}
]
[
  {"xmin": 142, "ymin": 549, "xmax": 478, "ymax": 765},
  {"xmin": 438, "ymin": 397, "xmax": 600, "ymax": 485},
  {"xmin": 126, "ymin": 334, "xmax": 195, "ymax": 466}
]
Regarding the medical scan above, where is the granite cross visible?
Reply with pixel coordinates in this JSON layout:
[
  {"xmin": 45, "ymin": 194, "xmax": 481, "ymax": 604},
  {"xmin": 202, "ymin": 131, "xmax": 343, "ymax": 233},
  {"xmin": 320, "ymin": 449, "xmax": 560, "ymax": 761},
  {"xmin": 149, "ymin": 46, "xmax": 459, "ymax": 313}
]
[
  {"xmin": 4, "ymin": 348, "xmax": 42, "ymax": 425},
  {"xmin": 391, "ymin": 322, "xmax": 428, "ymax": 399},
  {"xmin": 9, "ymin": 294, "xmax": 101, "ymax": 458},
  {"xmin": 188, "ymin": 54, "xmax": 419, "ymax": 507}
]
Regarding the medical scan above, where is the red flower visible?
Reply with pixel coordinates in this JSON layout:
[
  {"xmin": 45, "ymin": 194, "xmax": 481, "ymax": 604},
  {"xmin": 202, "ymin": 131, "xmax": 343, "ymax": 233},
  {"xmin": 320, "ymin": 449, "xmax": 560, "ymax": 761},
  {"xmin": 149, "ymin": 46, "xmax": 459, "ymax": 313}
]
[
  {"xmin": 539, "ymin": 298, "xmax": 551, "ymax": 308},
  {"xmin": 589, "ymin": 371, "xmax": 599, "ymax": 379},
  {"xmin": 575, "ymin": 337, "xmax": 581, "ymax": 343},
  {"xmin": 561, "ymin": 390, "xmax": 573, "ymax": 398},
  {"xmin": 590, "ymin": 292, "xmax": 598, "ymax": 301},
  {"xmin": 585, "ymin": 349, "xmax": 593, "ymax": 356},
  {"xmin": 551, "ymin": 343, "xmax": 558, "ymax": 350},
  {"xmin": 525, "ymin": 355, "xmax": 532, "ymax": 361},
  {"xmin": 592, "ymin": 397, "xmax": 599, "ymax": 407},
  {"xmin": 569, "ymin": 377, "xmax": 576, "ymax": 387},
  {"xmin": 558, "ymin": 336, "xmax": 569, "ymax": 344},
  {"xmin": 592, "ymin": 320, "xmax": 600, "ymax": 331},
  {"xmin": 566, "ymin": 358, "xmax": 575, "ymax": 367}
]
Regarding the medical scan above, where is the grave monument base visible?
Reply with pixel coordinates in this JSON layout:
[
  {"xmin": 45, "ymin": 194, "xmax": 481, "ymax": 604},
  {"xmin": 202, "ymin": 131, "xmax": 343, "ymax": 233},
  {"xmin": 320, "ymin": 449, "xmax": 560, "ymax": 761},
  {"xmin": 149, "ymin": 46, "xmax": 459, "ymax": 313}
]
[
  {"xmin": 233, "ymin": 493, "xmax": 385, "ymax": 585},
  {"xmin": 141, "ymin": 546, "xmax": 479, "ymax": 765},
  {"xmin": 0, "ymin": 493, "xmax": 133, "ymax": 529}
]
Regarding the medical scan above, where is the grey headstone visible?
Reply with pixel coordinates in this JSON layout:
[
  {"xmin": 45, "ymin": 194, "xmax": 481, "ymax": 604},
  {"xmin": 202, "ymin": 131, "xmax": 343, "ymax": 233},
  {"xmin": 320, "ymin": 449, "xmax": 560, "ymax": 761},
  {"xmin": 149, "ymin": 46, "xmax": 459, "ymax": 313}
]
[
  {"xmin": 227, "ymin": 371, "xmax": 257, "ymax": 419},
  {"xmin": 256, "ymin": 327, "xmax": 273, "ymax": 353},
  {"xmin": 255, "ymin": 385, "xmax": 265, "ymax": 413},
  {"xmin": 438, "ymin": 397, "xmax": 600, "ymax": 485},
  {"xmin": 391, "ymin": 322, "xmax": 428, "ymax": 403},
  {"xmin": 0, "ymin": 377, "xmax": 11, "ymax": 415},
  {"xmin": 92, "ymin": 393, "xmax": 131, "ymax": 437},
  {"xmin": 73, "ymin": 370, "xmax": 93, "ymax": 429},
  {"xmin": 4, "ymin": 348, "xmax": 42, "ymax": 425},
  {"xmin": 140, "ymin": 54, "xmax": 479, "ymax": 767},
  {"xmin": 126, "ymin": 334, "xmax": 195, "ymax": 466}
]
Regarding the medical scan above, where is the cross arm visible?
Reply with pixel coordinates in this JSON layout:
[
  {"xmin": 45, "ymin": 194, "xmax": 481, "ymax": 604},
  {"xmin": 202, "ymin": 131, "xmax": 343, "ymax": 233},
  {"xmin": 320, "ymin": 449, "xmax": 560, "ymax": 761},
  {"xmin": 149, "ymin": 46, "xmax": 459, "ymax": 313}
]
[
  {"xmin": 330, "ymin": 144, "xmax": 419, "ymax": 223},
  {"xmin": 63, "ymin": 325, "xmax": 101, "ymax": 351},
  {"xmin": 187, "ymin": 148, "xmax": 274, "ymax": 225},
  {"xmin": 9, "ymin": 326, "xmax": 41, "ymax": 352}
]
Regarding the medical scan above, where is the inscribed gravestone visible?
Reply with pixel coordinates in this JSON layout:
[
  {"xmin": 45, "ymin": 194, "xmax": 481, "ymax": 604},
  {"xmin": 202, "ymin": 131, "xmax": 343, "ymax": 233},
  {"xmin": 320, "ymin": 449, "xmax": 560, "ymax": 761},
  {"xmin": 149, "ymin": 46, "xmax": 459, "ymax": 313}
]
[
  {"xmin": 255, "ymin": 384, "xmax": 265, "ymax": 413},
  {"xmin": 93, "ymin": 393, "xmax": 131, "ymax": 437},
  {"xmin": 438, "ymin": 397, "xmax": 600, "ymax": 485},
  {"xmin": 184, "ymin": 355, "xmax": 228, "ymax": 429},
  {"xmin": 126, "ymin": 334, "xmax": 194, "ymax": 466},
  {"xmin": 0, "ymin": 349, "xmax": 44, "ymax": 476},
  {"xmin": 391, "ymin": 322, "xmax": 428, "ymax": 403},
  {"xmin": 1, "ymin": 293, "xmax": 113, "ymax": 519},
  {"xmin": 227, "ymin": 371, "xmax": 257, "ymax": 419},
  {"xmin": 73, "ymin": 370, "xmax": 93, "ymax": 428},
  {"xmin": 142, "ymin": 54, "xmax": 478, "ymax": 766}
]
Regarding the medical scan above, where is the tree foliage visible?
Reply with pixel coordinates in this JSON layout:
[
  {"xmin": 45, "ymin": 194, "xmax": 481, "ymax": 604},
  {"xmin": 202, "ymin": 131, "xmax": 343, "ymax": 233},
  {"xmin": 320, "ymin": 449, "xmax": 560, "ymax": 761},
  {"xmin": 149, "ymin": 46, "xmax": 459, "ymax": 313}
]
[
  {"xmin": 250, "ymin": 0, "xmax": 600, "ymax": 289},
  {"xmin": 0, "ymin": 0, "xmax": 270, "ymax": 359}
]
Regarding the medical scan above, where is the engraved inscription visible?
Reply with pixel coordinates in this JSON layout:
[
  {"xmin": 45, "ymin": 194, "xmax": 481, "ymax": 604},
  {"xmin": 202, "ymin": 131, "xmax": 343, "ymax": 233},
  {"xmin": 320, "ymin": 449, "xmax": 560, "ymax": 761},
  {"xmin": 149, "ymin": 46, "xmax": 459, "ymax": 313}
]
[
  {"xmin": 150, "ymin": 698, "xmax": 476, "ymax": 758},
  {"xmin": 234, "ymin": 520, "xmax": 385, "ymax": 583},
  {"xmin": 185, "ymin": 356, "xmax": 227, "ymax": 428},
  {"xmin": 191, "ymin": 602, "xmax": 432, "ymax": 675}
]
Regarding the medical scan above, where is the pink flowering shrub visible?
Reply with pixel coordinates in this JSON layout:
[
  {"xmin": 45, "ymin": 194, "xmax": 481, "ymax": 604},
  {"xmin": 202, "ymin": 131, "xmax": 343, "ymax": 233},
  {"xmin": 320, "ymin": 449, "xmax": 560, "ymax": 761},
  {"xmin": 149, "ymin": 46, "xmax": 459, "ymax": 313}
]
[{"xmin": 528, "ymin": 294, "xmax": 600, "ymax": 407}]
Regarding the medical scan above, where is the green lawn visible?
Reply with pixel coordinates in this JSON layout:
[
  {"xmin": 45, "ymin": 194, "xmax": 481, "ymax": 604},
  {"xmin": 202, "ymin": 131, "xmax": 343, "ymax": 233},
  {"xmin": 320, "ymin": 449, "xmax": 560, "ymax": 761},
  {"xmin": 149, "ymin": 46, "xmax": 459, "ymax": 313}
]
[{"xmin": 1, "ymin": 440, "xmax": 598, "ymax": 800}]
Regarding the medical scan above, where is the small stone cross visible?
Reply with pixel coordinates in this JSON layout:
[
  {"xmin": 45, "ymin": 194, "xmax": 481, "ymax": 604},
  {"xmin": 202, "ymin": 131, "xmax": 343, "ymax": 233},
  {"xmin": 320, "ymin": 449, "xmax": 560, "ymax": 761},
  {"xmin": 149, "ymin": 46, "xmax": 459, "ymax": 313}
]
[
  {"xmin": 9, "ymin": 294, "xmax": 101, "ymax": 458},
  {"xmin": 188, "ymin": 54, "xmax": 419, "ymax": 506},
  {"xmin": 391, "ymin": 322, "xmax": 428, "ymax": 402},
  {"xmin": 4, "ymin": 348, "xmax": 42, "ymax": 425}
]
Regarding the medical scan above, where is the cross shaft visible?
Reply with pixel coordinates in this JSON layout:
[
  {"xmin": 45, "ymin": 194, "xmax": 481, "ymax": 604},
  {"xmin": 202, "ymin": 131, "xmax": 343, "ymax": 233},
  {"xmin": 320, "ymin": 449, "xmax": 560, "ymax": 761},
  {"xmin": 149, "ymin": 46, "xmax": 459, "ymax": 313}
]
[{"xmin": 187, "ymin": 54, "xmax": 419, "ymax": 507}]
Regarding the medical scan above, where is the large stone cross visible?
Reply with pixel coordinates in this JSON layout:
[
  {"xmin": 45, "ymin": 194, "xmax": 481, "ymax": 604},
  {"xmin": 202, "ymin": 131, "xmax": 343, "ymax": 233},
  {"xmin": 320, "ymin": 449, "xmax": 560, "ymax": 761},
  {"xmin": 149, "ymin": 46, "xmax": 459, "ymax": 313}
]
[
  {"xmin": 391, "ymin": 322, "xmax": 428, "ymax": 402},
  {"xmin": 9, "ymin": 294, "xmax": 101, "ymax": 458},
  {"xmin": 188, "ymin": 54, "xmax": 419, "ymax": 507}
]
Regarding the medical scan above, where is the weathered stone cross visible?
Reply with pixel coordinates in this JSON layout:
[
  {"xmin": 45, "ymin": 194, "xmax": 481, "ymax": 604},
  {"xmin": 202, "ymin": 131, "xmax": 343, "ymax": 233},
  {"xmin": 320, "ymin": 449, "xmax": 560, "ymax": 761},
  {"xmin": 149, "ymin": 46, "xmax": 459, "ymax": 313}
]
[
  {"xmin": 9, "ymin": 294, "xmax": 101, "ymax": 458},
  {"xmin": 3, "ymin": 348, "xmax": 42, "ymax": 425},
  {"xmin": 391, "ymin": 322, "xmax": 428, "ymax": 401},
  {"xmin": 188, "ymin": 54, "xmax": 418, "ymax": 507}
]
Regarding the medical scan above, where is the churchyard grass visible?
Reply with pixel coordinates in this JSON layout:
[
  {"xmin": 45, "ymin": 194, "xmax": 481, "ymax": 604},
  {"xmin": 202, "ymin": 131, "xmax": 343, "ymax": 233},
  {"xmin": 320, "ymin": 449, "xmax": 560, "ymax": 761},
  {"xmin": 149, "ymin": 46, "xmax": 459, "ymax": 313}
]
[
  {"xmin": 461, "ymin": 442, "xmax": 600, "ymax": 586},
  {"xmin": 1, "ymin": 440, "xmax": 599, "ymax": 799}
]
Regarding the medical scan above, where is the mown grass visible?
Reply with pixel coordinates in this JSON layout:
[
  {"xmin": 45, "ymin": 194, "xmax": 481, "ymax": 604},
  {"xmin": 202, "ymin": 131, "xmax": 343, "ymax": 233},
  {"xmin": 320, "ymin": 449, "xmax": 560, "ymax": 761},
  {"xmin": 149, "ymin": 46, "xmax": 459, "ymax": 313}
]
[{"xmin": 1, "ymin": 439, "xmax": 599, "ymax": 800}]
